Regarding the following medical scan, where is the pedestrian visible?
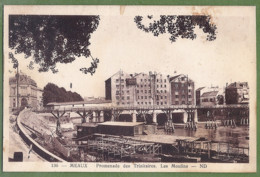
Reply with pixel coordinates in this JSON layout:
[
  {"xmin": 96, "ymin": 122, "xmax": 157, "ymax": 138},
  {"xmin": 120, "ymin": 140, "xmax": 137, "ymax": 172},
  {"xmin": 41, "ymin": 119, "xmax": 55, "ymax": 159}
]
[{"xmin": 28, "ymin": 144, "xmax": 33, "ymax": 159}]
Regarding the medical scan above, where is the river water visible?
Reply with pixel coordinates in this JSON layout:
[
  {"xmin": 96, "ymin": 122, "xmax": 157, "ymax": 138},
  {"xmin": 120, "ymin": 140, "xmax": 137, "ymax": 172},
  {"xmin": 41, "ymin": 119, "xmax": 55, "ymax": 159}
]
[{"xmin": 158, "ymin": 123, "xmax": 249, "ymax": 148}]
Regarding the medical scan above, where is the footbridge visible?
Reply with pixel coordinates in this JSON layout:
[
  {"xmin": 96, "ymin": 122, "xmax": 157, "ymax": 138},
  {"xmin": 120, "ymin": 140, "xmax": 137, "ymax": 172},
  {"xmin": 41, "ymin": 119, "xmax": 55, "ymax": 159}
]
[{"xmin": 37, "ymin": 103, "xmax": 249, "ymax": 132}]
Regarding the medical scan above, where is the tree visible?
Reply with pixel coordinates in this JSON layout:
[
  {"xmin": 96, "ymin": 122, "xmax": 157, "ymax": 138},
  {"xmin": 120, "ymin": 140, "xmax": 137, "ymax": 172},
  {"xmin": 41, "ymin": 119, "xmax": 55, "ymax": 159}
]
[
  {"xmin": 43, "ymin": 83, "xmax": 84, "ymax": 106},
  {"xmin": 217, "ymin": 95, "xmax": 224, "ymax": 105},
  {"xmin": 134, "ymin": 15, "xmax": 217, "ymax": 42},
  {"xmin": 9, "ymin": 15, "xmax": 100, "ymax": 75}
]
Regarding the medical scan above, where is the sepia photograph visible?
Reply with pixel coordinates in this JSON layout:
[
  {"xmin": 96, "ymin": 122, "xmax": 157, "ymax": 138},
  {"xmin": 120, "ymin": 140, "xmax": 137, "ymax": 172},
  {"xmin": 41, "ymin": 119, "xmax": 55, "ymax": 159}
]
[{"xmin": 2, "ymin": 5, "xmax": 257, "ymax": 172}]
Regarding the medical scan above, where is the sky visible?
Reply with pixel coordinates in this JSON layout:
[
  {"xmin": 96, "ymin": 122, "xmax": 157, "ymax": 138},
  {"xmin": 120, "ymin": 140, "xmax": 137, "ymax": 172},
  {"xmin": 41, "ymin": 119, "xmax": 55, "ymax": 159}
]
[{"xmin": 4, "ymin": 6, "xmax": 256, "ymax": 98}]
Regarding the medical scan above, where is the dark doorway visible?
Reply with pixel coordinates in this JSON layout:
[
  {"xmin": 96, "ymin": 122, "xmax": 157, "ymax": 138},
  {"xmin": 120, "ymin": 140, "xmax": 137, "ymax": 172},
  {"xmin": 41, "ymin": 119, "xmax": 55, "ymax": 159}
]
[
  {"xmin": 172, "ymin": 113, "xmax": 184, "ymax": 123},
  {"xmin": 118, "ymin": 114, "xmax": 132, "ymax": 122},
  {"xmin": 21, "ymin": 97, "xmax": 28, "ymax": 108},
  {"xmin": 157, "ymin": 113, "xmax": 168, "ymax": 126}
]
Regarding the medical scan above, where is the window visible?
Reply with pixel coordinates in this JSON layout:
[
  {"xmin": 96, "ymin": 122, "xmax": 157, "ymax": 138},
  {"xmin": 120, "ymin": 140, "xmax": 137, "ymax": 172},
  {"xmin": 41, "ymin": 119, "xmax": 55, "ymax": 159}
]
[
  {"xmin": 188, "ymin": 89, "xmax": 191, "ymax": 92},
  {"xmin": 175, "ymin": 95, "xmax": 179, "ymax": 98},
  {"xmin": 188, "ymin": 95, "xmax": 192, "ymax": 98},
  {"xmin": 127, "ymin": 90, "xmax": 130, "ymax": 94},
  {"xmin": 145, "ymin": 96, "xmax": 147, "ymax": 99},
  {"xmin": 144, "ymin": 85, "xmax": 146, "ymax": 87},
  {"xmin": 149, "ymin": 102, "xmax": 151, "ymax": 105},
  {"xmin": 127, "ymin": 96, "xmax": 130, "ymax": 100},
  {"xmin": 165, "ymin": 102, "xmax": 167, "ymax": 104},
  {"xmin": 164, "ymin": 85, "xmax": 166, "ymax": 88},
  {"xmin": 157, "ymin": 90, "xmax": 159, "ymax": 93},
  {"xmin": 165, "ymin": 96, "xmax": 167, "ymax": 99},
  {"xmin": 182, "ymin": 90, "xmax": 185, "ymax": 93},
  {"xmin": 145, "ymin": 90, "xmax": 147, "ymax": 93},
  {"xmin": 11, "ymin": 87, "xmax": 16, "ymax": 95},
  {"xmin": 121, "ymin": 79, "xmax": 124, "ymax": 82},
  {"xmin": 188, "ymin": 101, "xmax": 191, "ymax": 104},
  {"xmin": 157, "ymin": 79, "xmax": 159, "ymax": 82},
  {"xmin": 161, "ymin": 96, "xmax": 163, "ymax": 99},
  {"xmin": 182, "ymin": 95, "xmax": 185, "ymax": 98},
  {"xmin": 122, "ymin": 91, "xmax": 124, "ymax": 94},
  {"xmin": 141, "ymin": 85, "xmax": 143, "ymax": 87},
  {"xmin": 175, "ymin": 84, "xmax": 178, "ymax": 88},
  {"xmin": 144, "ymin": 79, "xmax": 147, "ymax": 82},
  {"xmin": 141, "ymin": 79, "xmax": 143, "ymax": 82},
  {"xmin": 145, "ymin": 102, "xmax": 147, "ymax": 105},
  {"xmin": 116, "ymin": 96, "xmax": 119, "ymax": 100},
  {"xmin": 160, "ymin": 90, "xmax": 163, "ymax": 93},
  {"xmin": 148, "ymin": 79, "xmax": 150, "ymax": 82},
  {"xmin": 137, "ymin": 84, "xmax": 139, "ymax": 87},
  {"xmin": 116, "ymin": 79, "xmax": 119, "ymax": 82},
  {"xmin": 116, "ymin": 91, "xmax": 119, "ymax": 95},
  {"xmin": 149, "ymin": 90, "xmax": 151, "ymax": 93},
  {"xmin": 121, "ymin": 85, "xmax": 124, "ymax": 89},
  {"xmin": 182, "ymin": 83, "xmax": 185, "ymax": 87},
  {"xmin": 122, "ymin": 102, "xmax": 125, "ymax": 105},
  {"xmin": 157, "ymin": 102, "xmax": 159, "ymax": 105},
  {"xmin": 122, "ymin": 96, "xmax": 124, "ymax": 100},
  {"xmin": 117, "ymin": 102, "xmax": 120, "ymax": 105},
  {"xmin": 161, "ymin": 102, "xmax": 163, "ymax": 105},
  {"xmin": 141, "ymin": 90, "xmax": 143, "ymax": 93},
  {"xmin": 141, "ymin": 96, "xmax": 143, "ymax": 99},
  {"xmin": 157, "ymin": 85, "xmax": 159, "ymax": 88},
  {"xmin": 137, "ymin": 102, "xmax": 139, "ymax": 104},
  {"xmin": 138, "ymin": 96, "xmax": 140, "ymax": 99},
  {"xmin": 164, "ymin": 90, "xmax": 167, "ymax": 93},
  {"xmin": 164, "ymin": 79, "xmax": 166, "ymax": 82},
  {"xmin": 137, "ymin": 90, "xmax": 139, "ymax": 93},
  {"xmin": 175, "ymin": 101, "xmax": 179, "ymax": 104},
  {"xmin": 182, "ymin": 101, "xmax": 185, "ymax": 104},
  {"xmin": 141, "ymin": 102, "xmax": 143, "ymax": 104}
]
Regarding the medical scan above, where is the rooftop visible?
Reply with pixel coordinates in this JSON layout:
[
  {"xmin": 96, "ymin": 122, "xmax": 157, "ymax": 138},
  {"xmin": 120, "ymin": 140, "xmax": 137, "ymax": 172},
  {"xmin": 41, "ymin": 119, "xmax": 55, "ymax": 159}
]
[
  {"xmin": 98, "ymin": 122, "xmax": 144, "ymax": 127},
  {"xmin": 201, "ymin": 91, "xmax": 219, "ymax": 97}
]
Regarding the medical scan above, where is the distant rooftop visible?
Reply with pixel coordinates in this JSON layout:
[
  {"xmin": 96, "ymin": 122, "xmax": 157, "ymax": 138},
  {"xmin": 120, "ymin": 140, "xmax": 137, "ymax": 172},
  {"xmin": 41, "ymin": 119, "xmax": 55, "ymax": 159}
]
[
  {"xmin": 201, "ymin": 91, "xmax": 219, "ymax": 97},
  {"xmin": 98, "ymin": 122, "xmax": 144, "ymax": 127},
  {"xmin": 227, "ymin": 82, "xmax": 249, "ymax": 89}
]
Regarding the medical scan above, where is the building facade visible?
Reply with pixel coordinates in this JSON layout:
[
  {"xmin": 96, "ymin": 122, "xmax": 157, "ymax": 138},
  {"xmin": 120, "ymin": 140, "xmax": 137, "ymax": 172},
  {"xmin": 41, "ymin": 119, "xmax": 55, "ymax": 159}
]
[
  {"xmin": 196, "ymin": 86, "xmax": 225, "ymax": 106},
  {"xmin": 9, "ymin": 72, "xmax": 42, "ymax": 111},
  {"xmin": 105, "ymin": 70, "xmax": 194, "ymax": 106},
  {"xmin": 105, "ymin": 70, "xmax": 136, "ymax": 106},
  {"xmin": 225, "ymin": 82, "xmax": 249, "ymax": 104},
  {"xmin": 169, "ymin": 74, "xmax": 195, "ymax": 105}
]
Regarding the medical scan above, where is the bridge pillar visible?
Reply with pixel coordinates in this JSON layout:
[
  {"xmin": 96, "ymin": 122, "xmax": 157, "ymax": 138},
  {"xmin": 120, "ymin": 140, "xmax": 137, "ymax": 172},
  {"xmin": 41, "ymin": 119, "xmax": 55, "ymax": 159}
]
[
  {"xmin": 153, "ymin": 112, "xmax": 157, "ymax": 123},
  {"xmin": 194, "ymin": 109, "xmax": 198, "ymax": 123},
  {"xmin": 100, "ymin": 111, "xmax": 104, "ymax": 122},
  {"xmin": 132, "ymin": 112, "xmax": 137, "ymax": 123},
  {"xmin": 183, "ymin": 111, "xmax": 188, "ymax": 123}
]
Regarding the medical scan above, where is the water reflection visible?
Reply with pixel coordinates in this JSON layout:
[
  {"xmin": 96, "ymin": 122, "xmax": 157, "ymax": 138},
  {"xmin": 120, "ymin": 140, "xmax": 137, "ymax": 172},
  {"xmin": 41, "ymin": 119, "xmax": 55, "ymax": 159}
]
[{"xmin": 158, "ymin": 123, "xmax": 249, "ymax": 147}]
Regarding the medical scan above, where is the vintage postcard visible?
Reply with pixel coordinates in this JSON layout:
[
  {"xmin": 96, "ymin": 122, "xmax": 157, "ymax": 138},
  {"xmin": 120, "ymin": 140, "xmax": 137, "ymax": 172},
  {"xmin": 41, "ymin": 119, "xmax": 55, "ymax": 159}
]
[{"xmin": 2, "ymin": 5, "xmax": 256, "ymax": 172}]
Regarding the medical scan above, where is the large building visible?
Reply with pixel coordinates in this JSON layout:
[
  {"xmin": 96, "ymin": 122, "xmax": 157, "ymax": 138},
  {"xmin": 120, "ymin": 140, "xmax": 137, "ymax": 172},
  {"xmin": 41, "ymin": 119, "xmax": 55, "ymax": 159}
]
[
  {"xmin": 105, "ymin": 70, "xmax": 194, "ymax": 106},
  {"xmin": 225, "ymin": 82, "xmax": 249, "ymax": 104},
  {"xmin": 196, "ymin": 86, "xmax": 225, "ymax": 106},
  {"xmin": 105, "ymin": 70, "xmax": 136, "ymax": 106},
  {"xmin": 169, "ymin": 74, "xmax": 195, "ymax": 105},
  {"xmin": 9, "ymin": 72, "xmax": 43, "ymax": 111}
]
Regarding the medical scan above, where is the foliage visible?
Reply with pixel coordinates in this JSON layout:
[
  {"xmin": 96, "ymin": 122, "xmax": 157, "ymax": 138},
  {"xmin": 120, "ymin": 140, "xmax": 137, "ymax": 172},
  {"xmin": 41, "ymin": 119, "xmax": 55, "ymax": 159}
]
[
  {"xmin": 134, "ymin": 15, "xmax": 217, "ymax": 42},
  {"xmin": 43, "ymin": 83, "xmax": 83, "ymax": 106},
  {"xmin": 9, "ymin": 15, "xmax": 100, "ymax": 75},
  {"xmin": 217, "ymin": 95, "xmax": 224, "ymax": 105}
]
